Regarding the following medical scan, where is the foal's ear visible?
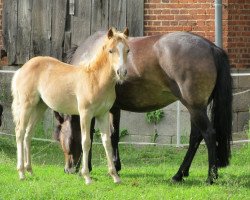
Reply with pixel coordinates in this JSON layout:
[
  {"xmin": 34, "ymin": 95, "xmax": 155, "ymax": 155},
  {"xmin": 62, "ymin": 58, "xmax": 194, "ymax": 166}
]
[
  {"xmin": 123, "ymin": 27, "xmax": 129, "ymax": 37},
  {"xmin": 107, "ymin": 28, "xmax": 114, "ymax": 39}
]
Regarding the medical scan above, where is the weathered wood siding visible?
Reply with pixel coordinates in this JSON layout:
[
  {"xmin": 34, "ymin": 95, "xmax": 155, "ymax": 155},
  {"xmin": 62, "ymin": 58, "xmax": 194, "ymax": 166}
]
[{"xmin": 3, "ymin": 0, "xmax": 144, "ymax": 65}]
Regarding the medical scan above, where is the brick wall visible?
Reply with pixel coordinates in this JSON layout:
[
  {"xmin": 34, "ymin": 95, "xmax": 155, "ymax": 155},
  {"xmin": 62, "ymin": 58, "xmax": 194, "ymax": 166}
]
[
  {"xmin": 227, "ymin": 0, "xmax": 250, "ymax": 68},
  {"xmin": 144, "ymin": 0, "xmax": 250, "ymax": 68},
  {"xmin": 144, "ymin": 0, "xmax": 217, "ymax": 42}
]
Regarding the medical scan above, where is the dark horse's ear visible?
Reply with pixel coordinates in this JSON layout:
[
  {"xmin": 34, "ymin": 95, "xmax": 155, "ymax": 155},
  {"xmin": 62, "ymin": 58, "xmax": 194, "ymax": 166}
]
[
  {"xmin": 123, "ymin": 27, "xmax": 129, "ymax": 37},
  {"xmin": 107, "ymin": 28, "xmax": 114, "ymax": 39},
  {"xmin": 54, "ymin": 111, "xmax": 64, "ymax": 124}
]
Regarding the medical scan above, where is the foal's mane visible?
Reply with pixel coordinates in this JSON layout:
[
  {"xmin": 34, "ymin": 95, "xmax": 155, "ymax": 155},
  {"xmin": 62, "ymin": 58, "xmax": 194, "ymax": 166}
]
[{"xmin": 79, "ymin": 30, "xmax": 127, "ymax": 72}]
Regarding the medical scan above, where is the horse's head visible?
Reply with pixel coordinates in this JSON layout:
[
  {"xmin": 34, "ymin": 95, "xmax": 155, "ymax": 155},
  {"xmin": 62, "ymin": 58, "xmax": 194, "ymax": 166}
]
[
  {"xmin": 104, "ymin": 27, "xmax": 130, "ymax": 83},
  {"xmin": 54, "ymin": 112, "xmax": 82, "ymax": 173}
]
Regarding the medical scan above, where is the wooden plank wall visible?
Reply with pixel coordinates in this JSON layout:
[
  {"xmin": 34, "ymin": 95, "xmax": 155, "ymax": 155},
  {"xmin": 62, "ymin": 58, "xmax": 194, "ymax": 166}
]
[{"xmin": 3, "ymin": 0, "xmax": 144, "ymax": 65}]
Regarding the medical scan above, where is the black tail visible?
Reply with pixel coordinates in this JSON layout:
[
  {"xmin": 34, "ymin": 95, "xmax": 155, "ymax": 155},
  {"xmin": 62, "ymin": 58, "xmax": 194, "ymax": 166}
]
[
  {"xmin": 62, "ymin": 45, "xmax": 78, "ymax": 64},
  {"xmin": 211, "ymin": 46, "xmax": 233, "ymax": 167}
]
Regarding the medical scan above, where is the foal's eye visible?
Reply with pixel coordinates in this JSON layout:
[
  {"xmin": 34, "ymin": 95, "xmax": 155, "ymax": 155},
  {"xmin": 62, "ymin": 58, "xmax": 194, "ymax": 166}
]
[
  {"xmin": 127, "ymin": 49, "xmax": 130, "ymax": 53},
  {"xmin": 109, "ymin": 49, "xmax": 113, "ymax": 53}
]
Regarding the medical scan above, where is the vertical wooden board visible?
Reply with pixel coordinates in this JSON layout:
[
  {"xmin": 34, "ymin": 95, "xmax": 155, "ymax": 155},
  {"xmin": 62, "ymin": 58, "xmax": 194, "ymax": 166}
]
[
  {"xmin": 91, "ymin": 0, "xmax": 109, "ymax": 34},
  {"xmin": 109, "ymin": 0, "xmax": 126, "ymax": 30},
  {"xmin": 71, "ymin": 0, "xmax": 91, "ymax": 45},
  {"xmin": 31, "ymin": 0, "xmax": 52, "ymax": 57},
  {"xmin": 3, "ymin": 0, "xmax": 18, "ymax": 65},
  {"xmin": 16, "ymin": 0, "xmax": 33, "ymax": 64},
  {"xmin": 126, "ymin": 0, "xmax": 144, "ymax": 36},
  {"xmin": 51, "ymin": 0, "xmax": 67, "ymax": 60}
]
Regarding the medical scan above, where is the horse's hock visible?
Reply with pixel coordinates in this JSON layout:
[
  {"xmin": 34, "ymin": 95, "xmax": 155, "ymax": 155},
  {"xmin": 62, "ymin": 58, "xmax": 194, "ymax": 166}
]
[{"xmin": 0, "ymin": 67, "xmax": 249, "ymax": 143}]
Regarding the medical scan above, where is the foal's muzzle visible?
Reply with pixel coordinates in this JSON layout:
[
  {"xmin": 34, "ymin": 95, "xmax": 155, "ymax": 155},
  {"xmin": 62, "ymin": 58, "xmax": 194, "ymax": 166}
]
[{"xmin": 116, "ymin": 68, "xmax": 127, "ymax": 81}]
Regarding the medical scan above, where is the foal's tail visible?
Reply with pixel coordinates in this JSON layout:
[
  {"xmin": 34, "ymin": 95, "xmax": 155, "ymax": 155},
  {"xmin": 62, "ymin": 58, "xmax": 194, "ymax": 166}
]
[
  {"xmin": 210, "ymin": 46, "xmax": 233, "ymax": 168},
  {"xmin": 11, "ymin": 70, "xmax": 21, "ymax": 126}
]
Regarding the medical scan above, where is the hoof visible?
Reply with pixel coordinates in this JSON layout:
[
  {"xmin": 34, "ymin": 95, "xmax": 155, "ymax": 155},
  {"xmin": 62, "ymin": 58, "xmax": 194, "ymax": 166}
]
[
  {"xmin": 26, "ymin": 168, "xmax": 33, "ymax": 175},
  {"xmin": 206, "ymin": 177, "xmax": 214, "ymax": 185},
  {"xmin": 172, "ymin": 174, "xmax": 184, "ymax": 183},
  {"xmin": 113, "ymin": 177, "xmax": 121, "ymax": 184},
  {"xmin": 84, "ymin": 174, "xmax": 92, "ymax": 185},
  {"xmin": 19, "ymin": 173, "xmax": 25, "ymax": 180},
  {"xmin": 183, "ymin": 171, "xmax": 189, "ymax": 177},
  {"xmin": 85, "ymin": 178, "xmax": 92, "ymax": 185},
  {"xmin": 64, "ymin": 167, "xmax": 76, "ymax": 174}
]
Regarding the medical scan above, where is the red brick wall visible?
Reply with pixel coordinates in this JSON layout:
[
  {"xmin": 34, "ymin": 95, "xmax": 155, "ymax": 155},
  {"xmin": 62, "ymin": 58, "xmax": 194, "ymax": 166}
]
[
  {"xmin": 144, "ymin": 0, "xmax": 250, "ymax": 68},
  {"xmin": 144, "ymin": 0, "xmax": 217, "ymax": 42},
  {"xmin": 227, "ymin": 0, "xmax": 250, "ymax": 68}
]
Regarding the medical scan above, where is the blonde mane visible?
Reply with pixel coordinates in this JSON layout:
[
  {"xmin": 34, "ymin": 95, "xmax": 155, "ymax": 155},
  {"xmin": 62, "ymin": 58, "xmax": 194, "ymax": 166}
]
[{"xmin": 79, "ymin": 29, "xmax": 128, "ymax": 72}]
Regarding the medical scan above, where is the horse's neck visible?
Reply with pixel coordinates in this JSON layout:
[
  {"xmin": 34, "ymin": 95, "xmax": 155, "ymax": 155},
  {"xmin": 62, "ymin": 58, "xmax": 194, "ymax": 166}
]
[{"xmin": 80, "ymin": 48, "xmax": 116, "ymax": 91}]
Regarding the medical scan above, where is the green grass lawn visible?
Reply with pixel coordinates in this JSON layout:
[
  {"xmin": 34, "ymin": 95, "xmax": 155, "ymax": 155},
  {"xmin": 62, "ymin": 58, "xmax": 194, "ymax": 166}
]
[{"xmin": 0, "ymin": 135, "xmax": 249, "ymax": 200}]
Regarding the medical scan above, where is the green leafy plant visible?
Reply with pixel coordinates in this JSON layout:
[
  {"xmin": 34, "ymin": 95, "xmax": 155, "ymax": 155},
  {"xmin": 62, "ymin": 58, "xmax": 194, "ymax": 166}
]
[
  {"xmin": 120, "ymin": 128, "xmax": 129, "ymax": 138},
  {"xmin": 145, "ymin": 109, "xmax": 165, "ymax": 143}
]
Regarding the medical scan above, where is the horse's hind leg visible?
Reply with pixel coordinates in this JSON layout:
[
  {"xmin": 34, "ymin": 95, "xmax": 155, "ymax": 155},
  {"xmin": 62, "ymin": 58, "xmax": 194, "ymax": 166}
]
[
  {"xmin": 15, "ymin": 104, "xmax": 33, "ymax": 180},
  {"xmin": 189, "ymin": 108, "xmax": 218, "ymax": 184},
  {"xmin": 24, "ymin": 103, "xmax": 46, "ymax": 174},
  {"xmin": 97, "ymin": 113, "xmax": 120, "ymax": 184},
  {"xmin": 172, "ymin": 122, "xmax": 203, "ymax": 182}
]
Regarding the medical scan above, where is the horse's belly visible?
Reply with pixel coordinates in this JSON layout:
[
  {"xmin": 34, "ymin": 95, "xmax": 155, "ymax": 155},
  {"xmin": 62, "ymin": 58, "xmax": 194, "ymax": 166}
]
[
  {"xmin": 40, "ymin": 93, "xmax": 79, "ymax": 115},
  {"xmin": 116, "ymin": 84, "xmax": 177, "ymax": 112}
]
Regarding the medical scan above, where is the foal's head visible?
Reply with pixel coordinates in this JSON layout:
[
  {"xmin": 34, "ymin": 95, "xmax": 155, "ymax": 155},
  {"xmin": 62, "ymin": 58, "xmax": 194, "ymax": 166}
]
[{"xmin": 104, "ymin": 27, "xmax": 130, "ymax": 83}]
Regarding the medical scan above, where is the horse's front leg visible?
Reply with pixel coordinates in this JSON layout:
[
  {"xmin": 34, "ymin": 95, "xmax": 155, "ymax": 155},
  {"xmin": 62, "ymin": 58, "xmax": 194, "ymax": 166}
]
[
  {"xmin": 97, "ymin": 113, "xmax": 121, "ymax": 183},
  {"xmin": 79, "ymin": 111, "xmax": 92, "ymax": 185},
  {"xmin": 110, "ymin": 106, "xmax": 121, "ymax": 172}
]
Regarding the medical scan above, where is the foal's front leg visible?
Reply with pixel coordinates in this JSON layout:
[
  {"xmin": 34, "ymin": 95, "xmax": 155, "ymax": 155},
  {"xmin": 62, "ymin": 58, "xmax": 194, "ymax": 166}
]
[
  {"xmin": 79, "ymin": 111, "xmax": 92, "ymax": 185},
  {"xmin": 97, "ymin": 113, "xmax": 121, "ymax": 183}
]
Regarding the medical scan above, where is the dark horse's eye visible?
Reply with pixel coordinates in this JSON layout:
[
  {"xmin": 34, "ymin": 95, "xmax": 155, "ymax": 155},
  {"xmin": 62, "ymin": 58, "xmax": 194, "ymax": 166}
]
[{"xmin": 109, "ymin": 49, "xmax": 113, "ymax": 53}]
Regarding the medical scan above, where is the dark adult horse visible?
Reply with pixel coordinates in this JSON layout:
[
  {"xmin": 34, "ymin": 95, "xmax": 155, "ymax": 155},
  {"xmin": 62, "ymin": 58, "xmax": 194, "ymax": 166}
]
[{"xmin": 55, "ymin": 31, "xmax": 232, "ymax": 184}]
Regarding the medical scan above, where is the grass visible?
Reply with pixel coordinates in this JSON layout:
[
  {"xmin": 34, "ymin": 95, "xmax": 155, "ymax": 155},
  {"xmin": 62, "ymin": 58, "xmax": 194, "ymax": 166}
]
[{"xmin": 0, "ymin": 135, "xmax": 249, "ymax": 200}]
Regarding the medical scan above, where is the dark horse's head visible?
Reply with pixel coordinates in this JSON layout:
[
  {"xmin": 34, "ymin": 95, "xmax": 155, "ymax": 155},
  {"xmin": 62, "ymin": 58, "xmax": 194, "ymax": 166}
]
[
  {"xmin": 0, "ymin": 104, "xmax": 3, "ymax": 126},
  {"xmin": 54, "ymin": 112, "xmax": 82, "ymax": 173}
]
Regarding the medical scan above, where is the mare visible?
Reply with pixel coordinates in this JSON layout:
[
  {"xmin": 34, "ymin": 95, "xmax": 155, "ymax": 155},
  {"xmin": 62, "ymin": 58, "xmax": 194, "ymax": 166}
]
[
  {"xmin": 55, "ymin": 31, "xmax": 232, "ymax": 184},
  {"xmin": 11, "ymin": 28, "xmax": 130, "ymax": 184},
  {"xmin": 0, "ymin": 104, "xmax": 3, "ymax": 126}
]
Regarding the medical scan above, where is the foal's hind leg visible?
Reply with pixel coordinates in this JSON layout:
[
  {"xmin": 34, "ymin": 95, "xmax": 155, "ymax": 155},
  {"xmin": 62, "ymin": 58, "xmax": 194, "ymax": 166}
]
[
  {"xmin": 15, "ymin": 105, "xmax": 33, "ymax": 180},
  {"xmin": 97, "ymin": 113, "xmax": 120, "ymax": 184},
  {"xmin": 24, "ymin": 104, "xmax": 46, "ymax": 174},
  {"xmin": 172, "ymin": 122, "xmax": 203, "ymax": 182},
  {"xmin": 189, "ymin": 108, "xmax": 218, "ymax": 184}
]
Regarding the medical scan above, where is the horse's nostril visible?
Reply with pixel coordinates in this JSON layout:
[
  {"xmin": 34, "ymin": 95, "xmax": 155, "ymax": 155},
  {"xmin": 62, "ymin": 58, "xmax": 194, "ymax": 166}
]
[
  {"xmin": 117, "ymin": 70, "xmax": 120, "ymax": 75},
  {"xmin": 124, "ymin": 69, "xmax": 127, "ymax": 75}
]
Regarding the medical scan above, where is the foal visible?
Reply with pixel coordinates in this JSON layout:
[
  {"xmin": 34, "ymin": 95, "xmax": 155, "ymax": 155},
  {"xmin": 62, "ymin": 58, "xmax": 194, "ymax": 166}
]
[{"xmin": 11, "ymin": 28, "xmax": 130, "ymax": 184}]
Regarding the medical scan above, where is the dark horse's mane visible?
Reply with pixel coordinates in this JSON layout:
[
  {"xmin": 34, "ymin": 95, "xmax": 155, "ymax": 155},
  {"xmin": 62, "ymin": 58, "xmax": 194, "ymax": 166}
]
[{"xmin": 63, "ymin": 45, "xmax": 78, "ymax": 64}]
